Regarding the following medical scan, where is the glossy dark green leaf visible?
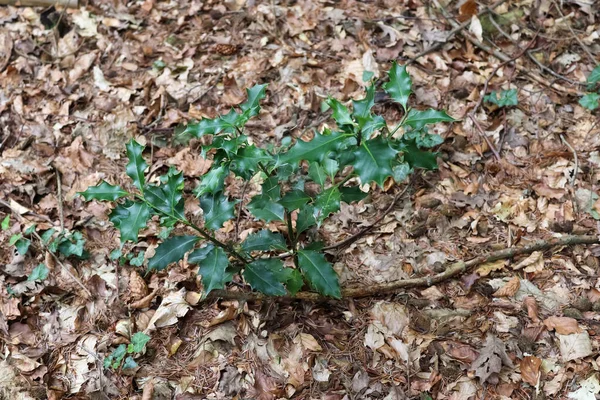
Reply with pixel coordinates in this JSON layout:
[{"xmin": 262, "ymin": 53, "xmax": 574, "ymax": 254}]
[
  {"xmin": 296, "ymin": 204, "xmax": 317, "ymax": 234},
  {"xmin": 322, "ymin": 158, "xmax": 339, "ymax": 179},
  {"xmin": 280, "ymin": 268, "xmax": 303, "ymax": 295},
  {"xmin": 326, "ymin": 97, "xmax": 354, "ymax": 126},
  {"xmin": 351, "ymin": 136, "xmax": 399, "ymax": 187},
  {"xmin": 278, "ymin": 130, "xmax": 354, "ymax": 165},
  {"xmin": 188, "ymin": 244, "xmax": 215, "ymax": 264},
  {"xmin": 193, "ymin": 165, "xmax": 228, "ymax": 197},
  {"xmin": 231, "ymin": 145, "xmax": 271, "ymax": 179},
  {"xmin": 313, "ymin": 186, "xmax": 341, "ymax": 221},
  {"xmin": 126, "ymin": 139, "xmax": 147, "ymax": 191},
  {"xmin": 109, "ymin": 201, "xmax": 151, "ymax": 243},
  {"xmin": 403, "ymin": 109, "xmax": 455, "ymax": 130},
  {"xmin": 183, "ymin": 117, "xmax": 227, "ymax": 137},
  {"xmin": 239, "ymin": 84, "xmax": 267, "ymax": 123},
  {"xmin": 79, "ymin": 181, "xmax": 129, "ymax": 201},
  {"xmin": 279, "ymin": 189, "xmax": 311, "ymax": 211},
  {"xmin": 247, "ymin": 194, "xmax": 284, "ymax": 222},
  {"xmin": 352, "ymin": 84, "xmax": 375, "ymax": 121},
  {"xmin": 308, "ymin": 161, "xmax": 326, "ymax": 187},
  {"xmin": 340, "ymin": 186, "xmax": 368, "ymax": 203},
  {"xmin": 402, "ymin": 139, "xmax": 439, "ymax": 170},
  {"xmin": 580, "ymin": 93, "xmax": 600, "ymax": 111},
  {"xmin": 297, "ymin": 249, "xmax": 341, "ymax": 298},
  {"xmin": 383, "ymin": 62, "xmax": 412, "ymax": 111},
  {"xmin": 262, "ymin": 176, "xmax": 281, "ymax": 200},
  {"xmin": 359, "ymin": 115, "xmax": 386, "ymax": 140},
  {"xmin": 241, "ymin": 230, "xmax": 287, "ymax": 252},
  {"xmin": 148, "ymin": 235, "xmax": 199, "ymax": 271},
  {"xmin": 199, "ymin": 191, "xmax": 237, "ymax": 230},
  {"xmin": 199, "ymin": 246, "xmax": 231, "ymax": 295},
  {"xmin": 243, "ymin": 259, "xmax": 287, "ymax": 296}
]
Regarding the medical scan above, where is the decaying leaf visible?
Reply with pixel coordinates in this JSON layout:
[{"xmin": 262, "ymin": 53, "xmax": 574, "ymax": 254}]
[
  {"xmin": 543, "ymin": 316, "xmax": 582, "ymax": 335},
  {"xmin": 470, "ymin": 334, "xmax": 514, "ymax": 383},
  {"xmin": 520, "ymin": 356, "xmax": 541, "ymax": 386}
]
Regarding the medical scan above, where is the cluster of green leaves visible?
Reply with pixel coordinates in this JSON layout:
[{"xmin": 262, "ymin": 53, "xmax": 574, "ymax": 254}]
[
  {"xmin": 484, "ymin": 89, "xmax": 518, "ymax": 108},
  {"xmin": 3, "ymin": 216, "xmax": 85, "ymax": 283},
  {"xmin": 104, "ymin": 332, "xmax": 150, "ymax": 370},
  {"xmin": 80, "ymin": 62, "xmax": 455, "ymax": 299},
  {"xmin": 579, "ymin": 65, "xmax": 600, "ymax": 111}
]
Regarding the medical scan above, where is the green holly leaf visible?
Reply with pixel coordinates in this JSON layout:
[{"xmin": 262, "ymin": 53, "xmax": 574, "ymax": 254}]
[
  {"xmin": 231, "ymin": 145, "xmax": 271, "ymax": 179},
  {"xmin": 199, "ymin": 191, "xmax": 237, "ymax": 230},
  {"xmin": 579, "ymin": 93, "xmax": 600, "ymax": 111},
  {"xmin": 127, "ymin": 332, "xmax": 150, "ymax": 353},
  {"xmin": 199, "ymin": 246, "xmax": 231, "ymax": 296},
  {"xmin": 279, "ymin": 189, "xmax": 311, "ymax": 211},
  {"xmin": 297, "ymin": 204, "xmax": 317, "ymax": 234},
  {"xmin": 57, "ymin": 231, "xmax": 86, "ymax": 258},
  {"xmin": 110, "ymin": 201, "xmax": 151, "ymax": 243},
  {"xmin": 27, "ymin": 263, "xmax": 49, "ymax": 282},
  {"xmin": 278, "ymin": 130, "xmax": 354, "ymax": 165},
  {"xmin": 587, "ymin": 65, "xmax": 600, "ymax": 84},
  {"xmin": 297, "ymin": 250, "xmax": 341, "ymax": 298},
  {"xmin": 313, "ymin": 186, "xmax": 341, "ymax": 221},
  {"xmin": 484, "ymin": 89, "xmax": 518, "ymax": 108},
  {"xmin": 148, "ymin": 235, "xmax": 199, "ymax": 271},
  {"xmin": 243, "ymin": 259, "xmax": 287, "ymax": 296},
  {"xmin": 340, "ymin": 186, "xmax": 368, "ymax": 203},
  {"xmin": 326, "ymin": 98, "xmax": 354, "ymax": 126},
  {"xmin": 322, "ymin": 158, "xmax": 339, "ymax": 179},
  {"xmin": 122, "ymin": 357, "xmax": 138, "ymax": 370},
  {"xmin": 261, "ymin": 176, "xmax": 281, "ymax": 201},
  {"xmin": 401, "ymin": 139, "xmax": 439, "ymax": 169},
  {"xmin": 353, "ymin": 84, "xmax": 375, "ymax": 121},
  {"xmin": 308, "ymin": 162, "xmax": 327, "ymax": 187},
  {"xmin": 1, "ymin": 215, "xmax": 9, "ymax": 230},
  {"xmin": 384, "ymin": 62, "xmax": 412, "ymax": 111},
  {"xmin": 238, "ymin": 84, "xmax": 267, "ymax": 124},
  {"xmin": 194, "ymin": 165, "xmax": 228, "ymax": 197},
  {"xmin": 126, "ymin": 139, "xmax": 147, "ymax": 191},
  {"xmin": 241, "ymin": 230, "xmax": 287, "ymax": 252},
  {"xmin": 79, "ymin": 181, "xmax": 129, "ymax": 202},
  {"xmin": 280, "ymin": 268, "xmax": 304, "ymax": 295},
  {"xmin": 247, "ymin": 194, "xmax": 284, "ymax": 222},
  {"xmin": 403, "ymin": 109, "xmax": 455, "ymax": 130},
  {"xmin": 183, "ymin": 117, "xmax": 228, "ymax": 137},
  {"xmin": 188, "ymin": 244, "xmax": 215, "ymax": 264},
  {"xmin": 360, "ymin": 115, "xmax": 386, "ymax": 140},
  {"xmin": 351, "ymin": 136, "xmax": 399, "ymax": 187}
]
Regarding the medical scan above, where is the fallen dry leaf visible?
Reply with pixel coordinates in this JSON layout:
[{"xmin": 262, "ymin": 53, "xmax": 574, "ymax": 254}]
[
  {"xmin": 543, "ymin": 316, "xmax": 582, "ymax": 335},
  {"xmin": 520, "ymin": 356, "xmax": 542, "ymax": 386}
]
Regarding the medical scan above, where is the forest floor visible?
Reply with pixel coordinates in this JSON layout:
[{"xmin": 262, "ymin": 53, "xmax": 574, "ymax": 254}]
[{"xmin": 1, "ymin": 0, "xmax": 600, "ymax": 399}]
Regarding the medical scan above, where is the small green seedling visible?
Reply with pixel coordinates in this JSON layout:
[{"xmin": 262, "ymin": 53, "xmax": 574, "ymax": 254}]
[
  {"xmin": 104, "ymin": 332, "xmax": 150, "ymax": 370},
  {"xmin": 484, "ymin": 89, "xmax": 518, "ymax": 108},
  {"xmin": 580, "ymin": 65, "xmax": 600, "ymax": 111}
]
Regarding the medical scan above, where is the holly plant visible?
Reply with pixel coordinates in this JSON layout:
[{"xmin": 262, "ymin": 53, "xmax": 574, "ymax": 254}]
[{"xmin": 80, "ymin": 62, "xmax": 455, "ymax": 299}]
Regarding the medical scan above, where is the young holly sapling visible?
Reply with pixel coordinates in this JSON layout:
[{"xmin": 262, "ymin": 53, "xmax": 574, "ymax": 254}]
[{"xmin": 80, "ymin": 62, "xmax": 455, "ymax": 299}]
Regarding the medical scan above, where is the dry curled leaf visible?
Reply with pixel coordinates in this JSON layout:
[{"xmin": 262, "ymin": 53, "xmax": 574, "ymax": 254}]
[
  {"xmin": 543, "ymin": 316, "xmax": 582, "ymax": 335},
  {"xmin": 129, "ymin": 270, "xmax": 148, "ymax": 301},
  {"xmin": 493, "ymin": 276, "xmax": 521, "ymax": 297},
  {"xmin": 520, "ymin": 356, "xmax": 541, "ymax": 386},
  {"xmin": 523, "ymin": 296, "xmax": 540, "ymax": 323},
  {"xmin": 471, "ymin": 334, "xmax": 514, "ymax": 383}
]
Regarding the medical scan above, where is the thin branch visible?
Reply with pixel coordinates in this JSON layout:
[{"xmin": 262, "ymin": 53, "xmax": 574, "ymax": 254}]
[
  {"xmin": 234, "ymin": 179, "xmax": 250, "ymax": 241},
  {"xmin": 323, "ymin": 182, "xmax": 411, "ymax": 251},
  {"xmin": 206, "ymin": 234, "xmax": 600, "ymax": 302}
]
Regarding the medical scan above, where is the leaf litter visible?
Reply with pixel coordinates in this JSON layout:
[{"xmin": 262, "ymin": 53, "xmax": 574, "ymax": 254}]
[{"xmin": 0, "ymin": 0, "xmax": 600, "ymax": 398}]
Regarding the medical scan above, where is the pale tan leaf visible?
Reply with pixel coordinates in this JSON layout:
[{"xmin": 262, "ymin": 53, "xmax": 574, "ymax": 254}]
[{"xmin": 543, "ymin": 316, "xmax": 582, "ymax": 335}]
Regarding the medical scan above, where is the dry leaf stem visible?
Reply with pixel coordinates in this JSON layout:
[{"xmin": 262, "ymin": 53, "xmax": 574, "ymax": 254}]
[{"xmin": 207, "ymin": 234, "xmax": 600, "ymax": 302}]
